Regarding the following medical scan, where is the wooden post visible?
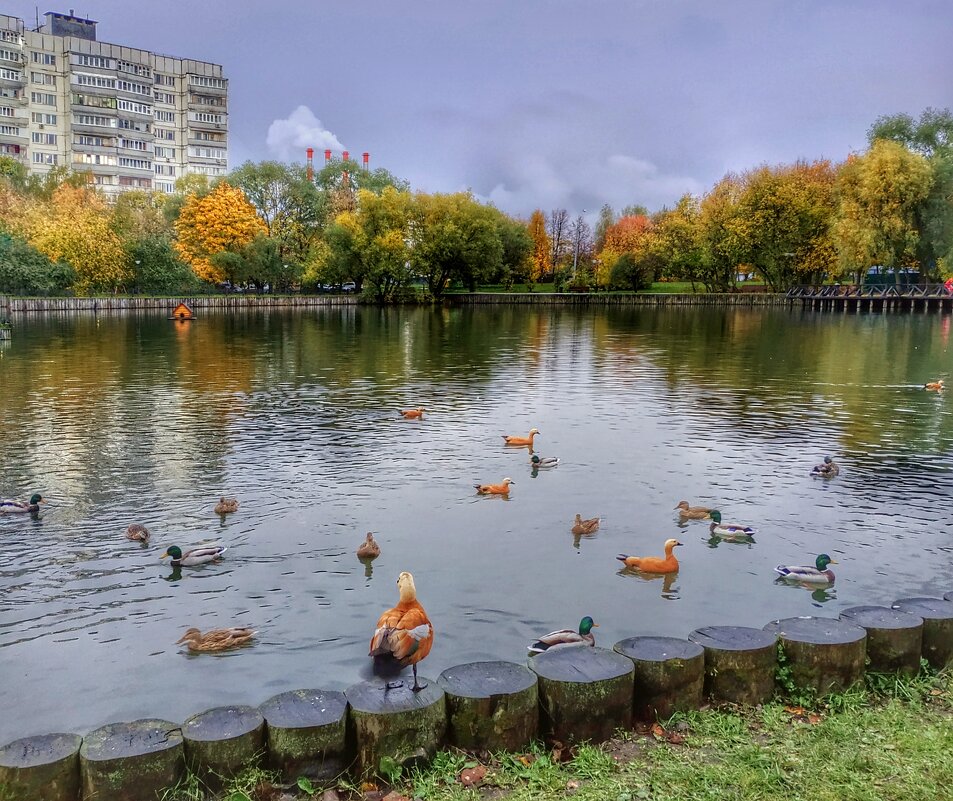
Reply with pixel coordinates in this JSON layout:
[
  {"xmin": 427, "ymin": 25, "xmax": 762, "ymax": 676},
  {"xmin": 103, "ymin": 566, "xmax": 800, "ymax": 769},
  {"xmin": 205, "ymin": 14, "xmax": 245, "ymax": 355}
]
[
  {"xmin": 345, "ymin": 678, "xmax": 446, "ymax": 777},
  {"xmin": 763, "ymin": 616, "xmax": 866, "ymax": 695},
  {"xmin": 80, "ymin": 719, "xmax": 184, "ymax": 801},
  {"xmin": 614, "ymin": 637, "xmax": 704, "ymax": 720},
  {"xmin": 259, "ymin": 689, "xmax": 349, "ymax": 781},
  {"xmin": 182, "ymin": 705, "xmax": 265, "ymax": 784},
  {"xmin": 438, "ymin": 661, "xmax": 538, "ymax": 752},
  {"xmin": 839, "ymin": 605, "xmax": 923, "ymax": 676},
  {"xmin": 530, "ymin": 647, "xmax": 634, "ymax": 743},
  {"xmin": 892, "ymin": 597, "xmax": 953, "ymax": 669},
  {"xmin": 0, "ymin": 733, "xmax": 82, "ymax": 801},
  {"xmin": 688, "ymin": 626, "xmax": 778, "ymax": 705}
]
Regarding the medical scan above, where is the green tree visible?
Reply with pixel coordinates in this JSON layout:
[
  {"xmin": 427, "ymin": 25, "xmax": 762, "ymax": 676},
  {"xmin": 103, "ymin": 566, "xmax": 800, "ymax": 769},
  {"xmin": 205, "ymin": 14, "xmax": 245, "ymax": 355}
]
[
  {"xmin": 127, "ymin": 236, "xmax": 197, "ymax": 295},
  {"xmin": 698, "ymin": 176, "xmax": 745, "ymax": 292},
  {"xmin": 0, "ymin": 234, "xmax": 75, "ymax": 295},
  {"xmin": 652, "ymin": 195, "xmax": 706, "ymax": 287}
]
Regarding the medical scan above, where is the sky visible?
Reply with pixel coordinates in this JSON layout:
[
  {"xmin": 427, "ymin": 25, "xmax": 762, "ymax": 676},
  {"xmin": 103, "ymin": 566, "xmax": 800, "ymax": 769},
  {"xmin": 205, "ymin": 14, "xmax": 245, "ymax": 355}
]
[{"xmin": 8, "ymin": 0, "xmax": 953, "ymax": 217}]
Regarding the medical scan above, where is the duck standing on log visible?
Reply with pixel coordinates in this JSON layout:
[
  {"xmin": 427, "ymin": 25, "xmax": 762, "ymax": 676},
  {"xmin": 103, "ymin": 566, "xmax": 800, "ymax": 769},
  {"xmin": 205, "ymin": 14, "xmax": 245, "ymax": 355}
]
[
  {"xmin": 369, "ymin": 571, "xmax": 434, "ymax": 692},
  {"xmin": 0, "ymin": 493, "xmax": 44, "ymax": 513}
]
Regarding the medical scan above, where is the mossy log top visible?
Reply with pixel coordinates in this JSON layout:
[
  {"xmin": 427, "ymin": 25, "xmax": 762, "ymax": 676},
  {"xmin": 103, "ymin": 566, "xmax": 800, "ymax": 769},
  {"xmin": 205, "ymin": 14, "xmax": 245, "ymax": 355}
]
[
  {"xmin": 182, "ymin": 705, "xmax": 265, "ymax": 781},
  {"xmin": 439, "ymin": 660, "xmax": 537, "ymax": 698},
  {"xmin": 259, "ymin": 689, "xmax": 348, "ymax": 731},
  {"xmin": 0, "ymin": 733, "xmax": 82, "ymax": 801},
  {"xmin": 259, "ymin": 689, "xmax": 349, "ymax": 781},
  {"xmin": 614, "ymin": 637, "xmax": 705, "ymax": 719},
  {"xmin": 613, "ymin": 636, "xmax": 704, "ymax": 668},
  {"xmin": 532, "ymin": 645, "xmax": 634, "ymax": 683},
  {"xmin": 893, "ymin": 597, "xmax": 953, "ymax": 669},
  {"xmin": 840, "ymin": 605, "xmax": 923, "ymax": 630},
  {"xmin": 688, "ymin": 626, "xmax": 777, "ymax": 652},
  {"xmin": 688, "ymin": 626, "xmax": 778, "ymax": 706},
  {"xmin": 764, "ymin": 616, "xmax": 866, "ymax": 646},
  {"xmin": 80, "ymin": 719, "xmax": 182, "ymax": 762},
  {"xmin": 839, "ymin": 605, "xmax": 923, "ymax": 675},
  {"xmin": 182, "ymin": 705, "xmax": 264, "ymax": 743},
  {"xmin": 893, "ymin": 597, "xmax": 953, "ymax": 622},
  {"xmin": 346, "ymin": 677, "xmax": 445, "ymax": 714}
]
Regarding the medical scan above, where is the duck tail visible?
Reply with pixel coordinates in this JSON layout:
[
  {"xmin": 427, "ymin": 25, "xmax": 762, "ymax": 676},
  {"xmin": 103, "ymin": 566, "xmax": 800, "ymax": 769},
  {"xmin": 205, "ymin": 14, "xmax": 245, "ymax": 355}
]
[
  {"xmin": 774, "ymin": 565, "xmax": 789, "ymax": 577},
  {"xmin": 616, "ymin": 554, "xmax": 630, "ymax": 563},
  {"xmin": 527, "ymin": 641, "xmax": 548, "ymax": 655}
]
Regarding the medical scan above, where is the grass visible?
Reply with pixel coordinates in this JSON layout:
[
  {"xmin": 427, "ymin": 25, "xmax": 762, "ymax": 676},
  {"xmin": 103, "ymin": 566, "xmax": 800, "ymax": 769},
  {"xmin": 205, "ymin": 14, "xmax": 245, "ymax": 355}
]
[{"xmin": 156, "ymin": 671, "xmax": 953, "ymax": 801}]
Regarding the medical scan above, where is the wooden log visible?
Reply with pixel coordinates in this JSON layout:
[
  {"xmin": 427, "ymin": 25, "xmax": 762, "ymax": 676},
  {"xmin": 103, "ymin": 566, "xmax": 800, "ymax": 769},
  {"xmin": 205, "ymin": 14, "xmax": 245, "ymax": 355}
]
[
  {"xmin": 79, "ymin": 719, "xmax": 184, "ymax": 801},
  {"xmin": 345, "ymin": 678, "xmax": 446, "ymax": 776},
  {"xmin": 530, "ymin": 646, "xmax": 634, "ymax": 742},
  {"xmin": 688, "ymin": 626, "xmax": 778, "ymax": 706},
  {"xmin": 259, "ymin": 689, "xmax": 349, "ymax": 781},
  {"xmin": 839, "ymin": 605, "xmax": 923, "ymax": 676},
  {"xmin": 763, "ymin": 616, "xmax": 866, "ymax": 695},
  {"xmin": 892, "ymin": 597, "xmax": 953, "ymax": 669},
  {"xmin": 0, "ymin": 733, "xmax": 82, "ymax": 801},
  {"xmin": 182, "ymin": 705, "xmax": 265, "ymax": 784},
  {"xmin": 614, "ymin": 637, "xmax": 704, "ymax": 720},
  {"xmin": 438, "ymin": 661, "xmax": 538, "ymax": 752}
]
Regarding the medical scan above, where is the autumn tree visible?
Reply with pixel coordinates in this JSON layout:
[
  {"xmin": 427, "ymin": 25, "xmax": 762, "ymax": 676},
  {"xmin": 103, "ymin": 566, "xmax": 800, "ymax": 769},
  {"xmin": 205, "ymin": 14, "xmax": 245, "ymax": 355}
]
[
  {"xmin": 527, "ymin": 209, "xmax": 551, "ymax": 284},
  {"xmin": 547, "ymin": 209, "xmax": 571, "ymax": 275},
  {"xmin": 174, "ymin": 181, "xmax": 267, "ymax": 284},
  {"xmin": 833, "ymin": 140, "xmax": 933, "ymax": 281},
  {"xmin": 652, "ymin": 195, "xmax": 705, "ymax": 287},
  {"xmin": 597, "ymin": 214, "xmax": 656, "ymax": 289},
  {"xmin": 697, "ymin": 176, "xmax": 745, "ymax": 292}
]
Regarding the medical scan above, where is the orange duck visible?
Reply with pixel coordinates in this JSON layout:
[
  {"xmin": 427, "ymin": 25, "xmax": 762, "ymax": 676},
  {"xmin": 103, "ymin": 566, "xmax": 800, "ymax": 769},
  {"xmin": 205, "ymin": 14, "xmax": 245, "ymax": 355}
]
[
  {"xmin": 399, "ymin": 408, "xmax": 425, "ymax": 419},
  {"xmin": 925, "ymin": 380, "xmax": 944, "ymax": 391},
  {"xmin": 474, "ymin": 478, "xmax": 514, "ymax": 495},
  {"xmin": 617, "ymin": 538, "xmax": 682, "ymax": 574},
  {"xmin": 502, "ymin": 428, "xmax": 539, "ymax": 447},
  {"xmin": 369, "ymin": 571, "xmax": 434, "ymax": 692}
]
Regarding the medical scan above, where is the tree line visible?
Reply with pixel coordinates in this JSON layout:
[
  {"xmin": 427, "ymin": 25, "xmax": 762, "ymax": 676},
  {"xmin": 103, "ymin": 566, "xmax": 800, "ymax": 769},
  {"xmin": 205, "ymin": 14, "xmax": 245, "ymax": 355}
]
[{"xmin": 1, "ymin": 108, "xmax": 951, "ymax": 297}]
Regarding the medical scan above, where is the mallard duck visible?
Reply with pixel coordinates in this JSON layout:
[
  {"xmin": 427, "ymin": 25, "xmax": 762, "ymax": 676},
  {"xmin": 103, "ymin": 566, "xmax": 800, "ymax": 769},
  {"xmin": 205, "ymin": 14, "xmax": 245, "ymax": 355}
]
[
  {"xmin": 160, "ymin": 544, "xmax": 228, "ymax": 567},
  {"xmin": 775, "ymin": 554, "xmax": 837, "ymax": 584},
  {"xmin": 528, "ymin": 616, "xmax": 598, "ymax": 654},
  {"xmin": 214, "ymin": 497, "xmax": 239, "ymax": 514},
  {"xmin": 176, "ymin": 627, "xmax": 256, "ymax": 652},
  {"xmin": 571, "ymin": 514, "xmax": 600, "ymax": 536},
  {"xmin": 708, "ymin": 511, "xmax": 756, "ymax": 537},
  {"xmin": 617, "ymin": 538, "xmax": 682, "ymax": 573},
  {"xmin": 0, "ymin": 493, "xmax": 44, "ymax": 513},
  {"xmin": 357, "ymin": 532, "xmax": 381, "ymax": 560},
  {"xmin": 399, "ymin": 408, "xmax": 425, "ymax": 419},
  {"xmin": 369, "ymin": 571, "xmax": 434, "ymax": 692},
  {"xmin": 125, "ymin": 524, "xmax": 150, "ymax": 542},
  {"xmin": 502, "ymin": 428, "xmax": 539, "ymax": 447},
  {"xmin": 531, "ymin": 455, "xmax": 560, "ymax": 469},
  {"xmin": 474, "ymin": 478, "xmax": 514, "ymax": 495},
  {"xmin": 925, "ymin": 380, "xmax": 944, "ymax": 391},
  {"xmin": 674, "ymin": 500, "xmax": 713, "ymax": 520},
  {"xmin": 811, "ymin": 456, "xmax": 839, "ymax": 478}
]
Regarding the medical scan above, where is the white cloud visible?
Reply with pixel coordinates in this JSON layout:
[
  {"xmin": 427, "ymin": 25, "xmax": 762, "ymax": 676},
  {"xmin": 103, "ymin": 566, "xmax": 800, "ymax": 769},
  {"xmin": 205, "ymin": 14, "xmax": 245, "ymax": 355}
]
[{"xmin": 266, "ymin": 105, "xmax": 345, "ymax": 162}]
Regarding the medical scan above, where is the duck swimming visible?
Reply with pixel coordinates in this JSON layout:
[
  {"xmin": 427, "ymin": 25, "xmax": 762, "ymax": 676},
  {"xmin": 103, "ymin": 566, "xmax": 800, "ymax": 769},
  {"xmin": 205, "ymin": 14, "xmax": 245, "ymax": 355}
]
[
  {"xmin": 925, "ymin": 380, "xmax": 944, "ymax": 391},
  {"xmin": 177, "ymin": 627, "xmax": 256, "ymax": 652},
  {"xmin": 708, "ymin": 511, "xmax": 756, "ymax": 537},
  {"xmin": 674, "ymin": 500, "xmax": 713, "ymax": 520},
  {"xmin": 571, "ymin": 514, "xmax": 600, "ymax": 536},
  {"xmin": 475, "ymin": 478, "xmax": 514, "ymax": 495},
  {"xmin": 528, "ymin": 616, "xmax": 598, "ymax": 654},
  {"xmin": 399, "ymin": 408, "xmax": 425, "ymax": 419},
  {"xmin": 617, "ymin": 538, "xmax": 682, "ymax": 574},
  {"xmin": 160, "ymin": 544, "xmax": 228, "ymax": 567},
  {"xmin": 775, "ymin": 554, "xmax": 837, "ymax": 584},
  {"xmin": 531, "ymin": 455, "xmax": 560, "ymax": 469},
  {"xmin": 369, "ymin": 571, "xmax": 434, "ymax": 692},
  {"xmin": 357, "ymin": 532, "xmax": 381, "ymax": 560},
  {"xmin": 503, "ymin": 428, "xmax": 539, "ymax": 447},
  {"xmin": 214, "ymin": 497, "xmax": 239, "ymax": 515},
  {"xmin": 0, "ymin": 493, "xmax": 44, "ymax": 513},
  {"xmin": 811, "ymin": 457, "xmax": 839, "ymax": 478},
  {"xmin": 125, "ymin": 524, "xmax": 150, "ymax": 542}
]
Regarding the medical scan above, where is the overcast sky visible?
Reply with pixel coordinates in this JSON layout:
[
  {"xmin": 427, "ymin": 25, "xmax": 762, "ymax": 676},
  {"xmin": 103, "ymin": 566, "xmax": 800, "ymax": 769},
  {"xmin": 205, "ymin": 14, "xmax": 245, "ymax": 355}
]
[{"xmin": 9, "ymin": 0, "xmax": 953, "ymax": 217}]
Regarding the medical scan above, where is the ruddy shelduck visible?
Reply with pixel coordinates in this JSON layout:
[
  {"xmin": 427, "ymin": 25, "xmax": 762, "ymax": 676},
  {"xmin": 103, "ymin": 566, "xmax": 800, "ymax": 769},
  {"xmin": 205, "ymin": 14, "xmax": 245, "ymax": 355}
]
[
  {"xmin": 502, "ymin": 428, "xmax": 539, "ymax": 446},
  {"xmin": 617, "ymin": 538, "xmax": 682, "ymax": 574},
  {"xmin": 474, "ymin": 478, "xmax": 514, "ymax": 495},
  {"xmin": 925, "ymin": 380, "xmax": 944, "ymax": 391},
  {"xmin": 369, "ymin": 571, "xmax": 434, "ymax": 692},
  {"xmin": 399, "ymin": 408, "xmax": 425, "ymax": 419}
]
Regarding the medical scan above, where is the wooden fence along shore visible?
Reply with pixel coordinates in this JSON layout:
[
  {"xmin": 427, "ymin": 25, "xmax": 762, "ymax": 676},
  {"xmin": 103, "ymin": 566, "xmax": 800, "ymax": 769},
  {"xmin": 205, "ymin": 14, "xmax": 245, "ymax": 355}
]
[{"xmin": 0, "ymin": 295, "xmax": 358, "ymax": 313}]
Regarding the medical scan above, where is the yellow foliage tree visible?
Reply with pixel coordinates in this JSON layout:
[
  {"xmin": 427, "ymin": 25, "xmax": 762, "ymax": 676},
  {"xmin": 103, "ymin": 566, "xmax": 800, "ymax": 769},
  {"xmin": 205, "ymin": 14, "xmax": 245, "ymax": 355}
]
[
  {"xmin": 21, "ymin": 185, "xmax": 127, "ymax": 293},
  {"xmin": 174, "ymin": 181, "xmax": 266, "ymax": 283},
  {"xmin": 527, "ymin": 209, "xmax": 551, "ymax": 283}
]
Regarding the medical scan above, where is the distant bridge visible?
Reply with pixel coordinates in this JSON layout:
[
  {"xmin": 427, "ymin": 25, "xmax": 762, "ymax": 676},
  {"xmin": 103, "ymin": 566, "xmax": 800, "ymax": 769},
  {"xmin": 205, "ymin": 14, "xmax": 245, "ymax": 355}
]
[{"xmin": 787, "ymin": 284, "xmax": 953, "ymax": 312}]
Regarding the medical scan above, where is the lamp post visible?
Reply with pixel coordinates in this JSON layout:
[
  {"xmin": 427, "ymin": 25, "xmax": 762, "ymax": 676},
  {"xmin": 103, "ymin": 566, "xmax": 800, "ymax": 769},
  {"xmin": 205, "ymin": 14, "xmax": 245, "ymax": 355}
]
[{"xmin": 572, "ymin": 208, "xmax": 587, "ymax": 278}]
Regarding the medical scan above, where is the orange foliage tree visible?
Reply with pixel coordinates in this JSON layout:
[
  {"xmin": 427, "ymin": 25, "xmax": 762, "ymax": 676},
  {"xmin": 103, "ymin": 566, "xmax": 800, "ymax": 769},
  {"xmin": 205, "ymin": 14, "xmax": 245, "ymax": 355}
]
[
  {"xmin": 527, "ymin": 209, "xmax": 551, "ymax": 283},
  {"xmin": 597, "ymin": 214, "xmax": 655, "ymax": 287},
  {"xmin": 174, "ymin": 181, "xmax": 266, "ymax": 283}
]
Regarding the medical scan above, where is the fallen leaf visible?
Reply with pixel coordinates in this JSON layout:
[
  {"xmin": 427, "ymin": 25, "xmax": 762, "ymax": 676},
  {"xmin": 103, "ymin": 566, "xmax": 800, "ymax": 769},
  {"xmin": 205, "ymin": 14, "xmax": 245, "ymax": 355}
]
[
  {"xmin": 518, "ymin": 754, "xmax": 536, "ymax": 767},
  {"xmin": 665, "ymin": 732, "xmax": 686, "ymax": 745},
  {"xmin": 651, "ymin": 723, "xmax": 666, "ymax": 740},
  {"xmin": 360, "ymin": 782, "xmax": 379, "ymax": 793},
  {"xmin": 566, "ymin": 779, "xmax": 581, "ymax": 791},
  {"xmin": 381, "ymin": 793, "xmax": 410, "ymax": 801},
  {"xmin": 784, "ymin": 706, "xmax": 805, "ymax": 716},
  {"xmin": 458, "ymin": 766, "xmax": 487, "ymax": 787},
  {"xmin": 807, "ymin": 713, "xmax": 823, "ymax": 725}
]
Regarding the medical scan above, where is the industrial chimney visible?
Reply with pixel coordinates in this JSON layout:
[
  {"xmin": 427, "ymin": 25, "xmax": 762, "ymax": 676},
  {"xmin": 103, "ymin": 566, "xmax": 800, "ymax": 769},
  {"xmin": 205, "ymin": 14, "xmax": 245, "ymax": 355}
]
[
  {"xmin": 306, "ymin": 147, "xmax": 314, "ymax": 182},
  {"xmin": 324, "ymin": 149, "xmax": 332, "ymax": 164},
  {"xmin": 362, "ymin": 152, "xmax": 369, "ymax": 172}
]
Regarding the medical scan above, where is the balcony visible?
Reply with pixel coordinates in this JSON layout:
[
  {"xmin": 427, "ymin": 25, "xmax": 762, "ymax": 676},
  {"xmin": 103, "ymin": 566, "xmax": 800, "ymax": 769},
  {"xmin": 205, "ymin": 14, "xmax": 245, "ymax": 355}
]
[
  {"xmin": 73, "ymin": 161, "xmax": 119, "ymax": 176},
  {"xmin": 0, "ymin": 72, "xmax": 25, "ymax": 87},
  {"xmin": 0, "ymin": 51, "xmax": 25, "ymax": 66},
  {"xmin": 187, "ymin": 134, "xmax": 225, "ymax": 146},
  {"xmin": 0, "ymin": 110, "xmax": 29, "ymax": 127},
  {"xmin": 186, "ymin": 78, "xmax": 226, "ymax": 95},
  {"xmin": 187, "ymin": 118, "xmax": 227, "ymax": 133},
  {"xmin": 73, "ymin": 139, "xmax": 118, "ymax": 152}
]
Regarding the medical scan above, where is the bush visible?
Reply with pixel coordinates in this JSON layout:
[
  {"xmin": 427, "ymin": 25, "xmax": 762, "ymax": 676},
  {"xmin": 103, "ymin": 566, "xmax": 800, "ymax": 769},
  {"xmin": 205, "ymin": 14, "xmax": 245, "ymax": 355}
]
[
  {"xmin": 609, "ymin": 254, "xmax": 652, "ymax": 291},
  {"xmin": 0, "ymin": 234, "xmax": 75, "ymax": 296}
]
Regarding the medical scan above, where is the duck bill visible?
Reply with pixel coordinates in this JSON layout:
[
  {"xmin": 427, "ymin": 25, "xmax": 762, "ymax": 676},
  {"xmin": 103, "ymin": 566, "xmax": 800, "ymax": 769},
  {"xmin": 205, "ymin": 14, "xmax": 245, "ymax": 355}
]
[
  {"xmin": 160, "ymin": 554, "xmax": 169, "ymax": 560},
  {"xmin": 592, "ymin": 623, "xmax": 600, "ymax": 627},
  {"xmin": 828, "ymin": 559, "xmax": 839, "ymax": 564}
]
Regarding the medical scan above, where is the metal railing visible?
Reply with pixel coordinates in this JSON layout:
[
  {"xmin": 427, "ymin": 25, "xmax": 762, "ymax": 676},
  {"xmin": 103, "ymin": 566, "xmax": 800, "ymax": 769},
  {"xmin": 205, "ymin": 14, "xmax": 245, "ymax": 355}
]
[{"xmin": 786, "ymin": 284, "xmax": 953, "ymax": 299}]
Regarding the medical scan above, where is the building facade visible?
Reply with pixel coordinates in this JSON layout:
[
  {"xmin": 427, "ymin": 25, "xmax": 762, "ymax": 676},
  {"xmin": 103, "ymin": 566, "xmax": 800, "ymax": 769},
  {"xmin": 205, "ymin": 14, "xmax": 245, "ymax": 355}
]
[{"xmin": 0, "ymin": 10, "xmax": 227, "ymax": 199}]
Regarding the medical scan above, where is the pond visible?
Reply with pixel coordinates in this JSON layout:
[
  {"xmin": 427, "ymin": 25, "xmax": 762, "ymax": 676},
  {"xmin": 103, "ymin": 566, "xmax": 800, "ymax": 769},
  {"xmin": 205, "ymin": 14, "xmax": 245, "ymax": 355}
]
[{"xmin": 1, "ymin": 305, "xmax": 951, "ymax": 742}]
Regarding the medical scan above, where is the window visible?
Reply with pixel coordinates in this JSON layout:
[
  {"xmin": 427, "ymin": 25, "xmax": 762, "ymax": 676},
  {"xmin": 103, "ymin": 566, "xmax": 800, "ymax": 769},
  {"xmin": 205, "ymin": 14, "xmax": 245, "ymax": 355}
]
[
  {"xmin": 154, "ymin": 127, "xmax": 175, "ymax": 140},
  {"xmin": 74, "ymin": 113, "xmax": 118, "ymax": 128},
  {"xmin": 118, "ymin": 156, "xmax": 151, "ymax": 170},
  {"xmin": 32, "ymin": 151, "xmax": 58, "ymax": 164},
  {"xmin": 154, "ymin": 73, "xmax": 176, "ymax": 87},
  {"xmin": 75, "ymin": 73, "xmax": 115, "ymax": 89},
  {"xmin": 0, "ymin": 48, "xmax": 21, "ymax": 62},
  {"xmin": 117, "ymin": 60, "xmax": 151, "ymax": 78},
  {"xmin": 154, "ymin": 145, "xmax": 175, "ymax": 158},
  {"xmin": 188, "ymin": 111, "xmax": 224, "ymax": 124},
  {"xmin": 117, "ymin": 118, "xmax": 150, "ymax": 133},
  {"xmin": 73, "ymin": 54, "xmax": 114, "ymax": 69},
  {"xmin": 154, "ymin": 109, "xmax": 174, "ymax": 123},
  {"xmin": 189, "ymin": 93, "xmax": 225, "ymax": 107},
  {"xmin": 118, "ymin": 176, "xmax": 152, "ymax": 188},
  {"xmin": 154, "ymin": 163, "xmax": 175, "ymax": 176},
  {"xmin": 153, "ymin": 90, "xmax": 174, "ymax": 104},
  {"xmin": 91, "ymin": 175, "xmax": 112, "ymax": 185},
  {"xmin": 191, "ymin": 131, "xmax": 224, "ymax": 142},
  {"xmin": 0, "ymin": 68, "xmax": 22, "ymax": 81},
  {"xmin": 187, "ymin": 164, "xmax": 226, "ymax": 176},
  {"xmin": 117, "ymin": 79, "xmax": 150, "ymax": 96},
  {"xmin": 188, "ymin": 145, "xmax": 227, "ymax": 160},
  {"xmin": 0, "ymin": 124, "xmax": 18, "ymax": 135},
  {"xmin": 31, "ymin": 132, "xmax": 57, "ymax": 144},
  {"xmin": 73, "ymin": 93, "xmax": 117, "ymax": 109},
  {"xmin": 32, "ymin": 52, "xmax": 56, "ymax": 66},
  {"xmin": 76, "ymin": 134, "xmax": 110, "ymax": 146},
  {"xmin": 30, "ymin": 91, "xmax": 56, "ymax": 106},
  {"xmin": 120, "ymin": 137, "xmax": 148, "ymax": 151},
  {"xmin": 31, "ymin": 112, "xmax": 57, "ymax": 124},
  {"xmin": 155, "ymin": 180, "xmax": 175, "ymax": 193},
  {"xmin": 74, "ymin": 152, "xmax": 116, "ymax": 166},
  {"xmin": 117, "ymin": 98, "xmax": 152, "ymax": 115},
  {"xmin": 188, "ymin": 75, "xmax": 225, "ymax": 89},
  {"xmin": 0, "ymin": 105, "xmax": 13, "ymax": 117},
  {"xmin": 0, "ymin": 143, "xmax": 21, "ymax": 155},
  {"xmin": 31, "ymin": 71, "xmax": 55, "ymax": 86}
]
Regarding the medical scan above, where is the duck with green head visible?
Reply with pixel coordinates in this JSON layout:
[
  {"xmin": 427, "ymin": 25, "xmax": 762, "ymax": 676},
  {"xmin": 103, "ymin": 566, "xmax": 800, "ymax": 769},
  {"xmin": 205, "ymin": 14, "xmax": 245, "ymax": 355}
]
[
  {"xmin": 0, "ymin": 493, "xmax": 44, "ymax": 514},
  {"xmin": 528, "ymin": 616, "xmax": 598, "ymax": 654},
  {"xmin": 160, "ymin": 544, "xmax": 228, "ymax": 567},
  {"xmin": 775, "ymin": 554, "xmax": 837, "ymax": 584},
  {"xmin": 708, "ymin": 510, "xmax": 756, "ymax": 538}
]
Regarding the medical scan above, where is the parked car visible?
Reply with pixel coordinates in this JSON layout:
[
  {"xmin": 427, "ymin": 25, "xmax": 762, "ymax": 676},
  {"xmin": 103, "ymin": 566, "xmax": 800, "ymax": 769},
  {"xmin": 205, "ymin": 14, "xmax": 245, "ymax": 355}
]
[{"xmin": 342, "ymin": 282, "xmax": 357, "ymax": 293}]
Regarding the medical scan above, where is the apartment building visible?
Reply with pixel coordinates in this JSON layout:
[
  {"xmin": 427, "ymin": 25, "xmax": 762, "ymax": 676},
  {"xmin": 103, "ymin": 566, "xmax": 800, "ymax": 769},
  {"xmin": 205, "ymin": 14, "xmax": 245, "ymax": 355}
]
[{"xmin": 0, "ymin": 10, "xmax": 227, "ymax": 198}]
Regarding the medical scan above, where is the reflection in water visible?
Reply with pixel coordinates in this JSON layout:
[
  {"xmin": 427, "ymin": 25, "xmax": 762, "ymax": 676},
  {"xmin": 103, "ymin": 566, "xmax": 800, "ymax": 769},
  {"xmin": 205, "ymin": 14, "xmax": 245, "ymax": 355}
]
[
  {"xmin": 774, "ymin": 577, "xmax": 837, "ymax": 605},
  {"xmin": 1, "ymin": 305, "xmax": 952, "ymax": 740},
  {"xmin": 359, "ymin": 557, "xmax": 376, "ymax": 579},
  {"xmin": 163, "ymin": 566, "xmax": 183, "ymax": 583},
  {"xmin": 617, "ymin": 569, "xmax": 680, "ymax": 600},
  {"xmin": 706, "ymin": 534, "xmax": 757, "ymax": 548}
]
